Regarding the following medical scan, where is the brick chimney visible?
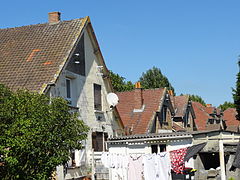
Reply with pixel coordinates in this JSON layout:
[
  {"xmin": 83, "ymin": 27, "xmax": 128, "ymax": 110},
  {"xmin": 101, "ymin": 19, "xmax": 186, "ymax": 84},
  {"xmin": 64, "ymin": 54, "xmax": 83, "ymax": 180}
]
[
  {"xmin": 206, "ymin": 104, "xmax": 212, "ymax": 107},
  {"xmin": 48, "ymin": 12, "xmax": 61, "ymax": 23},
  {"xmin": 134, "ymin": 82, "xmax": 144, "ymax": 109}
]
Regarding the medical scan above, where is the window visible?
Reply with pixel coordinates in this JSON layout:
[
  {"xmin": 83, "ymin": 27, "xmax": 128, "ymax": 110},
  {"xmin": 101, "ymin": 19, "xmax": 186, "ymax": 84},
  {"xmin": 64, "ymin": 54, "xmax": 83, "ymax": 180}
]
[
  {"xmin": 159, "ymin": 144, "xmax": 166, "ymax": 152},
  {"xmin": 151, "ymin": 145, "xmax": 158, "ymax": 154},
  {"xmin": 94, "ymin": 84, "xmax": 102, "ymax": 111},
  {"xmin": 162, "ymin": 105, "xmax": 167, "ymax": 122},
  {"xmin": 92, "ymin": 132, "xmax": 108, "ymax": 152},
  {"xmin": 66, "ymin": 78, "xmax": 72, "ymax": 104}
]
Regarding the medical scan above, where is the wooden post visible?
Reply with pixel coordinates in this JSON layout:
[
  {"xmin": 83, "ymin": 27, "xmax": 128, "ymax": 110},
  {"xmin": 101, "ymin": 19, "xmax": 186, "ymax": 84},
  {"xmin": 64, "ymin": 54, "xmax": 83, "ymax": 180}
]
[{"xmin": 219, "ymin": 133, "xmax": 226, "ymax": 180}]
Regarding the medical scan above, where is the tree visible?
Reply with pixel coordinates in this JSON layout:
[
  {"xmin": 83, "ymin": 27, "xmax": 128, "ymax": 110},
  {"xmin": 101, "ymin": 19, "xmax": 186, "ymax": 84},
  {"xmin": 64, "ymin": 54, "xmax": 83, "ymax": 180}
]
[
  {"xmin": 139, "ymin": 66, "xmax": 175, "ymax": 92},
  {"xmin": 0, "ymin": 84, "xmax": 89, "ymax": 180},
  {"xmin": 109, "ymin": 70, "xmax": 134, "ymax": 92},
  {"xmin": 218, "ymin": 101, "xmax": 235, "ymax": 111},
  {"xmin": 233, "ymin": 60, "xmax": 240, "ymax": 120},
  {"xmin": 181, "ymin": 94, "xmax": 206, "ymax": 106}
]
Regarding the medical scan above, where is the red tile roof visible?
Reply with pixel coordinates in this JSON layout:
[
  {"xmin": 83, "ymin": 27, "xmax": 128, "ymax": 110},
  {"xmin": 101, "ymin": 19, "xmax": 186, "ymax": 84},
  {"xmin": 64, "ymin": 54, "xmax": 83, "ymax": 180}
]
[
  {"xmin": 174, "ymin": 95, "xmax": 189, "ymax": 117},
  {"xmin": 192, "ymin": 102, "xmax": 210, "ymax": 130},
  {"xmin": 223, "ymin": 108, "xmax": 239, "ymax": 127},
  {"xmin": 0, "ymin": 17, "xmax": 88, "ymax": 92},
  {"xmin": 116, "ymin": 88, "xmax": 166, "ymax": 134}
]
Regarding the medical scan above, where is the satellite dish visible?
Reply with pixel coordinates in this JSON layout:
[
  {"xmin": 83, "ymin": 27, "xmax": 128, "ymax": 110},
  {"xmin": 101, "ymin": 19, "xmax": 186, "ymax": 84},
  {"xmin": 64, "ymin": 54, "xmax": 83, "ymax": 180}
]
[{"xmin": 107, "ymin": 93, "xmax": 119, "ymax": 108}]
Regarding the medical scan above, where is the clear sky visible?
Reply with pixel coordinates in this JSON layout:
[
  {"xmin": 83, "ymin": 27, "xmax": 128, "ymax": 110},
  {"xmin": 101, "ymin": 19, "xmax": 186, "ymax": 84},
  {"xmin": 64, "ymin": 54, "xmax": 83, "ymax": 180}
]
[{"xmin": 1, "ymin": 0, "xmax": 240, "ymax": 106}]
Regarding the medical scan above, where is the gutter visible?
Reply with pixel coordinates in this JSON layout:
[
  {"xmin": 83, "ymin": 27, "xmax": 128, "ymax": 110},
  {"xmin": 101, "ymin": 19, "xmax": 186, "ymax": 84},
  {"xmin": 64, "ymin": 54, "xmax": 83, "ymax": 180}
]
[{"xmin": 107, "ymin": 134, "xmax": 192, "ymax": 144}]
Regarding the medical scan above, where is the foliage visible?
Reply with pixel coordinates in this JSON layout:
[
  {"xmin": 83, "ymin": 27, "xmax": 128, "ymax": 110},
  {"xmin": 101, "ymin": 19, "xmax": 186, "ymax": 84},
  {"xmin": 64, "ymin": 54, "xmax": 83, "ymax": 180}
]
[
  {"xmin": 109, "ymin": 70, "xmax": 134, "ymax": 92},
  {"xmin": 218, "ymin": 101, "xmax": 235, "ymax": 111},
  {"xmin": 139, "ymin": 66, "xmax": 175, "ymax": 93},
  {"xmin": 233, "ymin": 60, "xmax": 240, "ymax": 120},
  {"xmin": 0, "ymin": 84, "xmax": 89, "ymax": 180},
  {"xmin": 180, "ymin": 94, "xmax": 206, "ymax": 106}
]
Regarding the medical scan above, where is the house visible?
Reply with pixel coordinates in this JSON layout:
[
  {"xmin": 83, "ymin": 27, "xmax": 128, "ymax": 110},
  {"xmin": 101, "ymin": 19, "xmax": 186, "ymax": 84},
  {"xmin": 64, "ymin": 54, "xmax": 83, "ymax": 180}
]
[
  {"xmin": 172, "ymin": 95, "xmax": 197, "ymax": 132},
  {"xmin": 116, "ymin": 84, "xmax": 175, "ymax": 135},
  {"xmin": 192, "ymin": 102, "xmax": 227, "ymax": 131},
  {"xmin": 0, "ymin": 12, "xmax": 124, "ymax": 179},
  {"xmin": 223, "ymin": 108, "xmax": 240, "ymax": 132}
]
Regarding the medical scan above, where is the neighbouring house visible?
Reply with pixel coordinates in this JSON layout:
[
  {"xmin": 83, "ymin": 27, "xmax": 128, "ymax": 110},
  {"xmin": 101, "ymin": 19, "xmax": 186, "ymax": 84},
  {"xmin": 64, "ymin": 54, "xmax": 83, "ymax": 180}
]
[
  {"xmin": 223, "ymin": 108, "xmax": 240, "ymax": 132},
  {"xmin": 192, "ymin": 102, "xmax": 227, "ymax": 131},
  {"xmin": 172, "ymin": 95, "xmax": 197, "ymax": 132},
  {"xmin": 0, "ymin": 12, "xmax": 124, "ymax": 180},
  {"xmin": 116, "ymin": 84, "xmax": 175, "ymax": 135}
]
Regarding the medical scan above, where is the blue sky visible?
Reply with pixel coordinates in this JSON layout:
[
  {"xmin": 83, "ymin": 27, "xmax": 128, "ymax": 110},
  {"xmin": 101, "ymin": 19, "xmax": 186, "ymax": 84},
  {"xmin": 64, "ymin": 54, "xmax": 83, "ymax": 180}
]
[{"xmin": 1, "ymin": 0, "xmax": 240, "ymax": 106}]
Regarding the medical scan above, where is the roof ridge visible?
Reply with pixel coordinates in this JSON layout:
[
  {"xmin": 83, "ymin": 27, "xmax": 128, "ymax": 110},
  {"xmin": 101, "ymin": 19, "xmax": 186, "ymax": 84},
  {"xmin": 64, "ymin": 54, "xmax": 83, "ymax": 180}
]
[{"xmin": 0, "ymin": 18, "xmax": 84, "ymax": 31}]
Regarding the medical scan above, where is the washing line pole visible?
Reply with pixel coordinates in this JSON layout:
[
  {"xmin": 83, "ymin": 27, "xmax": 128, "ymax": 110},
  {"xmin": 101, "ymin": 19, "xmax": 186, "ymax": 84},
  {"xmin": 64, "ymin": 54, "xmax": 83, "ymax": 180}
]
[{"xmin": 219, "ymin": 132, "xmax": 226, "ymax": 180}]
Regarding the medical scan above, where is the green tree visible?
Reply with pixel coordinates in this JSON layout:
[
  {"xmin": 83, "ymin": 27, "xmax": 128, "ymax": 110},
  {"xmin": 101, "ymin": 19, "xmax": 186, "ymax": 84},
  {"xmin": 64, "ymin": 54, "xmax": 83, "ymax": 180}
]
[
  {"xmin": 233, "ymin": 60, "xmax": 240, "ymax": 120},
  {"xmin": 109, "ymin": 70, "xmax": 134, "ymax": 92},
  {"xmin": 218, "ymin": 101, "xmax": 235, "ymax": 111},
  {"xmin": 139, "ymin": 66, "xmax": 175, "ymax": 92},
  {"xmin": 0, "ymin": 84, "xmax": 89, "ymax": 180},
  {"xmin": 181, "ymin": 94, "xmax": 206, "ymax": 106}
]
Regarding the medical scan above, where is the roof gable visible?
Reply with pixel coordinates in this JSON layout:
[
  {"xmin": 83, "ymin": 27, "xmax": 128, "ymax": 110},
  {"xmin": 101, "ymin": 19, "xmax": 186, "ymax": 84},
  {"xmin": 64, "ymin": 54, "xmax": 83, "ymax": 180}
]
[
  {"xmin": 174, "ymin": 95, "xmax": 189, "ymax": 117},
  {"xmin": 0, "ymin": 17, "xmax": 88, "ymax": 92},
  {"xmin": 116, "ymin": 88, "xmax": 167, "ymax": 134}
]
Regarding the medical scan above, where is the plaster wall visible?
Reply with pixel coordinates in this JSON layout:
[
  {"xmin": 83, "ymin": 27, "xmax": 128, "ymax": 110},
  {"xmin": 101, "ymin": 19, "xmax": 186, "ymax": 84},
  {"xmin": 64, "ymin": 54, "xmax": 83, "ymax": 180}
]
[{"xmin": 50, "ymin": 27, "xmax": 122, "ymax": 176}]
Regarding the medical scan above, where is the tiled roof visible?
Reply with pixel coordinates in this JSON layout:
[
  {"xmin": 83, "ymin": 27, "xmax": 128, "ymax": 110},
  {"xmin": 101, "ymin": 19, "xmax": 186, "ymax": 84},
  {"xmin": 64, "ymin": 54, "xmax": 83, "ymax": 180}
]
[
  {"xmin": 223, "ymin": 108, "xmax": 239, "ymax": 131},
  {"xmin": 0, "ymin": 17, "xmax": 87, "ymax": 92},
  {"xmin": 192, "ymin": 102, "xmax": 210, "ymax": 130},
  {"xmin": 174, "ymin": 95, "xmax": 189, "ymax": 117},
  {"xmin": 116, "ymin": 88, "xmax": 166, "ymax": 134}
]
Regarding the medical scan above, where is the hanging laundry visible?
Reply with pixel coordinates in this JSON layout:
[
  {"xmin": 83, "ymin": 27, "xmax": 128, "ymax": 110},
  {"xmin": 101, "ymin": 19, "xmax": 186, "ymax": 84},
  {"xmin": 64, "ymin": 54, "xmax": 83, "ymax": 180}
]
[
  {"xmin": 128, "ymin": 154, "xmax": 143, "ymax": 180},
  {"xmin": 101, "ymin": 152, "xmax": 110, "ymax": 168},
  {"xmin": 184, "ymin": 142, "xmax": 207, "ymax": 162},
  {"xmin": 170, "ymin": 147, "xmax": 188, "ymax": 174},
  {"xmin": 155, "ymin": 152, "xmax": 172, "ymax": 180},
  {"xmin": 143, "ymin": 153, "xmax": 157, "ymax": 180}
]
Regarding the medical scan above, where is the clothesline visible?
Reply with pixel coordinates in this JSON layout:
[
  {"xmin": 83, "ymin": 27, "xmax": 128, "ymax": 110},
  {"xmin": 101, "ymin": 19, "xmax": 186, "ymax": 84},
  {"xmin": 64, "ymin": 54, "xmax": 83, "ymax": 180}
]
[{"xmin": 101, "ymin": 143, "xmax": 206, "ymax": 180}]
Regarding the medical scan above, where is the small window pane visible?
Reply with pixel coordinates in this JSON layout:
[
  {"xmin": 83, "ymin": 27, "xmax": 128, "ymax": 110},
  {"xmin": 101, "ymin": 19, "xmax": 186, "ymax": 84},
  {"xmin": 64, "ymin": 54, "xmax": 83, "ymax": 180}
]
[
  {"xmin": 66, "ymin": 79, "xmax": 71, "ymax": 98},
  {"xmin": 94, "ymin": 84, "xmax": 102, "ymax": 110}
]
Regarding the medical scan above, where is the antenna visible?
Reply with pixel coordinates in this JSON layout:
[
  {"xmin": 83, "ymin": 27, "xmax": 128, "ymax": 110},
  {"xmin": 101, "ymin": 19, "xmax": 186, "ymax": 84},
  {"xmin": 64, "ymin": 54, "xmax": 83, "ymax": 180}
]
[{"xmin": 107, "ymin": 93, "xmax": 119, "ymax": 108}]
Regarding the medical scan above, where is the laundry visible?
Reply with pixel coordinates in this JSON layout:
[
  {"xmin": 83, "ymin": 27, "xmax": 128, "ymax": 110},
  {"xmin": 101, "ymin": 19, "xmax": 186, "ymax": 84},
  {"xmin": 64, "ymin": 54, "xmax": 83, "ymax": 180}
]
[
  {"xmin": 155, "ymin": 152, "xmax": 172, "ymax": 180},
  {"xmin": 101, "ymin": 147, "xmax": 191, "ymax": 179},
  {"xmin": 170, "ymin": 147, "xmax": 188, "ymax": 174}
]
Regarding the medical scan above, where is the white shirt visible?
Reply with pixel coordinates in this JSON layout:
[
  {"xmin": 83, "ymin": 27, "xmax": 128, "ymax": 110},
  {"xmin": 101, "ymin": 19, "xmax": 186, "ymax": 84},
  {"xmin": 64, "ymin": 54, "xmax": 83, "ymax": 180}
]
[
  {"xmin": 155, "ymin": 152, "xmax": 172, "ymax": 180},
  {"xmin": 143, "ymin": 153, "xmax": 157, "ymax": 180}
]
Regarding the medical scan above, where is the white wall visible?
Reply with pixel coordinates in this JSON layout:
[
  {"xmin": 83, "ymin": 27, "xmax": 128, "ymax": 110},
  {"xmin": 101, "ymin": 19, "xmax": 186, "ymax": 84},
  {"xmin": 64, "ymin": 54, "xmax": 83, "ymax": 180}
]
[{"xmin": 50, "ymin": 26, "xmax": 122, "ymax": 179}]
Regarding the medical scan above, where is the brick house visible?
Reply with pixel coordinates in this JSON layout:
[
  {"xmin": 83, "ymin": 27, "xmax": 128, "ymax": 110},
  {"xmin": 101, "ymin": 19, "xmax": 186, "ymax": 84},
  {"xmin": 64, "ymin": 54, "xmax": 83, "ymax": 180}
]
[
  {"xmin": 0, "ymin": 12, "xmax": 124, "ymax": 179},
  {"xmin": 172, "ymin": 95, "xmax": 197, "ymax": 132},
  {"xmin": 116, "ymin": 85, "xmax": 175, "ymax": 135}
]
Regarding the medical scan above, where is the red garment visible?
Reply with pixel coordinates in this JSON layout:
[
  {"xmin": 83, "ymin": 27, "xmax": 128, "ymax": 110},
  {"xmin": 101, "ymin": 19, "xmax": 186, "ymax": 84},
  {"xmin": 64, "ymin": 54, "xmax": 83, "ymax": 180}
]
[{"xmin": 170, "ymin": 148, "xmax": 188, "ymax": 174}]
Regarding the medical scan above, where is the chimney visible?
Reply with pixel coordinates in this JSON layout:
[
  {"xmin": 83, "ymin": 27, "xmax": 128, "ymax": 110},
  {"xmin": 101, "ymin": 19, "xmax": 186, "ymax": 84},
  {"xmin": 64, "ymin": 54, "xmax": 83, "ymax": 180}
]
[
  {"xmin": 48, "ymin": 12, "xmax": 61, "ymax": 23},
  {"xmin": 206, "ymin": 104, "xmax": 212, "ymax": 107},
  {"xmin": 134, "ymin": 82, "xmax": 143, "ymax": 109}
]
